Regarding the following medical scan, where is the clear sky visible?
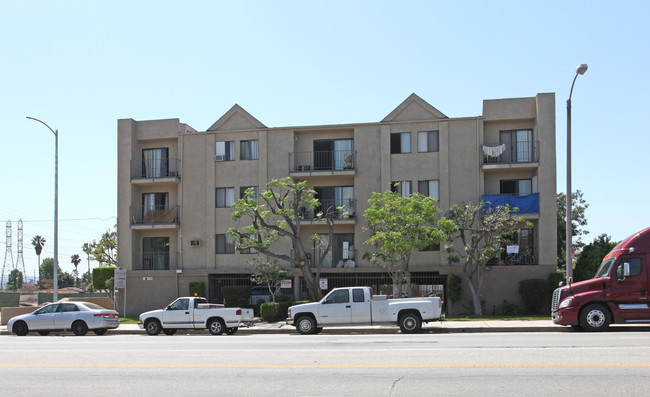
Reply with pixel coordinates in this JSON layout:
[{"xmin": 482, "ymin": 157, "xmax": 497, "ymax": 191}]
[{"xmin": 2, "ymin": 1, "xmax": 649, "ymax": 279}]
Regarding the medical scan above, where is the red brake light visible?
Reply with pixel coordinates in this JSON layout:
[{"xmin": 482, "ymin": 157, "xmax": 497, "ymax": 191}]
[{"xmin": 236, "ymin": 309, "xmax": 242, "ymax": 315}]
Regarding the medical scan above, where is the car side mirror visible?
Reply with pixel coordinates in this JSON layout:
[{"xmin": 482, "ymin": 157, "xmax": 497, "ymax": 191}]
[{"xmin": 166, "ymin": 305, "xmax": 172, "ymax": 310}]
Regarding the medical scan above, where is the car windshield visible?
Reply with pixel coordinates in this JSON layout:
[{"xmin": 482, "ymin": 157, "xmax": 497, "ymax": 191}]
[{"xmin": 594, "ymin": 258, "xmax": 616, "ymax": 279}]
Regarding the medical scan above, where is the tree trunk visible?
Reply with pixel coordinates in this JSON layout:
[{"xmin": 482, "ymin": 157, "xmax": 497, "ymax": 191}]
[
  {"xmin": 467, "ymin": 277, "xmax": 483, "ymax": 316},
  {"xmin": 299, "ymin": 265, "xmax": 323, "ymax": 301}
]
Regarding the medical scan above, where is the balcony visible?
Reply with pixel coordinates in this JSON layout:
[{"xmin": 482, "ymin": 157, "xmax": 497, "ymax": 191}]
[
  {"xmin": 481, "ymin": 141, "xmax": 539, "ymax": 169},
  {"xmin": 289, "ymin": 151, "xmax": 356, "ymax": 175},
  {"xmin": 131, "ymin": 157, "xmax": 180, "ymax": 184},
  {"xmin": 482, "ymin": 193, "xmax": 539, "ymax": 214},
  {"xmin": 130, "ymin": 205, "xmax": 180, "ymax": 229},
  {"xmin": 138, "ymin": 251, "xmax": 179, "ymax": 271},
  {"xmin": 299, "ymin": 199, "xmax": 356, "ymax": 223}
]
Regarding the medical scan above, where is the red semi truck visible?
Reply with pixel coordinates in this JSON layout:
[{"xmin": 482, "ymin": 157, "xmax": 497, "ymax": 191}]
[{"xmin": 552, "ymin": 227, "xmax": 650, "ymax": 331}]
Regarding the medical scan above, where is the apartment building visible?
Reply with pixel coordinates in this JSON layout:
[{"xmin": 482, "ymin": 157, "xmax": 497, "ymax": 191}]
[{"xmin": 117, "ymin": 93, "xmax": 557, "ymax": 316}]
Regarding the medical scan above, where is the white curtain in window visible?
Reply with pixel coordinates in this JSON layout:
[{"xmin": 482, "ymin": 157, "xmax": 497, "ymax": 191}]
[
  {"xmin": 335, "ymin": 187, "xmax": 354, "ymax": 216},
  {"xmin": 400, "ymin": 133, "xmax": 411, "ymax": 153},
  {"xmin": 516, "ymin": 130, "xmax": 532, "ymax": 162},
  {"xmin": 334, "ymin": 139, "xmax": 353, "ymax": 170}
]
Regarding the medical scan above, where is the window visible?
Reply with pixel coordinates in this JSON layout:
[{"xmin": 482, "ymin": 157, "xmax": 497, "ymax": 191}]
[
  {"xmin": 418, "ymin": 131, "xmax": 439, "ymax": 152},
  {"xmin": 418, "ymin": 180, "xmax": 439, "ymax": 201},
  {"xmin": 315, "ymin": 233, "xmax": 354, "ymax": 268},
  {"xmin": 169, "ymin": 298, "xmax": 189, "ymax": 310},
  {"xmin": 240, "ymin": 246, "xmax": 259, "ymax": 254},
  {"xmin": 352, "ymin": 288, "xmax": 365, "ymax": 303},
  {"xmin": 500, "ymin": 129, "xmax": 533, "ymax": 163},
  {"xmin": 500, "ymin": 179, "xmax": 532, "ymax": 195},
  {"xmin": 216, "ymin": 234, "xmax": 235, "ymax": 254},
  {"xmin": 58, "ymin": 303, "xmax": 78, "ymax": 313},
  {"xmin": 313, "ymin": 139, "xmax": 354, "ymax": 170},
  {"xmin": 142, "ymin": 193, "xmax": 169, "ymax": 221},
  {"xmin": 216, "ymin": 187, "xmax": 235, "ymax": 207},
  {"xmin": 390, "ymin": 132, "xmax": 411, "ymax": 154},
  {"xmin": 240, "ymin": 186, "xmax": 259, "ymax": 200},
  {"xmin": 216, "ymin": 141, "xmax": 235, "ymax": 161},
  {"xmin": 391, "ymin": 181, "xmax": 412, "ymax": 197},
  {"xmin": 616, "ymin": 258, "xmax": 643, "ymax": 278},
  {"xmin": 240, "ymin": 140, "xmax": 259, "ymax": 160},
  {"xmin": 143, "ymin": 237, "xmax": 169, "ymax": 270},
  {"xmin": 326, "ymin": 289, "xmax": 350, "ymax": 304},
  {"xmin": 314, "ymin": 186, "xmax": 355, "ymax": 218},
  {"xmin": 142, "ymin": 148, "xmax": 169, "ymax": 177},
  {"xmin": 420, "ymin": 242, "xmax": 440, "ymax": 252}
]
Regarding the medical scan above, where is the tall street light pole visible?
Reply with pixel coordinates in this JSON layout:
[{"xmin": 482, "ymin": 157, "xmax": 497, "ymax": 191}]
[
  {"xmin": 26, "ymin": 116, "xmax": 59, "ymax": 301},
  {"xmin": 566, "ymin": 64, "xmax": 588, "ymax": 284}
]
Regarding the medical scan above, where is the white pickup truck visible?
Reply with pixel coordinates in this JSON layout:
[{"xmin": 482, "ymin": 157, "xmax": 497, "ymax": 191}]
[
  {"xmin": 138, "ymin": 296, "xmax": 254, "ymax": 335},
  {"xmin": 286, "ymin": 286, "xmax": 443, "ymax": 334}
]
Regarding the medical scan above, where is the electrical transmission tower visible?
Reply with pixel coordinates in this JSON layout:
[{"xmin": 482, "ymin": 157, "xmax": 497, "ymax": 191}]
[
  {"xmin": 2, "ymin": 220, "xmax": 14, "ymax": 289},
  {"xmin": 17, "ymin": 219, "xmax": 26, "ymax": 277}
]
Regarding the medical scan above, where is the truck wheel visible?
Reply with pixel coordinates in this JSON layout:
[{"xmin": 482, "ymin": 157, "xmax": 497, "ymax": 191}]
[
  {"xmin": 579, "ymin": 304, "xmax": 611, "ymax": 332},
  {"xmin": 13, "ymin": 321, "xmax": 29, "ymax": 336},
  {"xmin": 399, "ymin": 312, "xmax": 422, "ymax": 333},
  {"xmin": 145, "ymin": 319, "xmax": 162, "ymax": 335},
  {"xmin": 225, "ymin": 328, "xmax": 238, "ymax": 335},
  {"xmin": 72, "ymin": 321, "xmax": 89, "ymax": 336},
  {"xmin": 296, "ymin": 316, "xmax": 317, "ymax": 335},
  {"xmin": 208, "ymin": 318, "xmax": 225, "ymax": 335},
  {"xmin": 162, "ymin": 329, "xmax": 177, "ymax": 336}
]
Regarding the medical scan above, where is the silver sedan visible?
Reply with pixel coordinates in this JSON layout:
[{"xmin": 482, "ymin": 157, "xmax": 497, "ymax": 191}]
[{"xmin": 7, "ymin": 301, "xmax": 119, "ymax": 336}]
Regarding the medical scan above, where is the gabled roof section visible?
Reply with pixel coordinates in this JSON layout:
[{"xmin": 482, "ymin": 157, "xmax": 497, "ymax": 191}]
[
  {"xmin": 381, "ymin": 93, "xmax": 447, "ymax": 122},
  {"xmin": 207, "ymin": 104, "xmax": 266, "ymax": 131}
]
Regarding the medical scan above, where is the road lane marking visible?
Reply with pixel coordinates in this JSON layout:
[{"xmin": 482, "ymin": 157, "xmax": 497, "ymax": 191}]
[{"xmin": 1, "ymin": 363, "xmax": 650, "ymax": 369}]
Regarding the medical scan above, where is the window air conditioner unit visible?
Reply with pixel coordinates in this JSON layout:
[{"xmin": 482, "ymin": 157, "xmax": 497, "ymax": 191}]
[
  {"xmin": 215, "ymin": 155, "xmax": 225, "ymax": 162},
  {"xmin": 190, "ymin": 239, "xmax": 201, "ymax": 247}
]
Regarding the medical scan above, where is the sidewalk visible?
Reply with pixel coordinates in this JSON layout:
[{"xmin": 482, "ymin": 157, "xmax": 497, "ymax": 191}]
[{"xmin": 0, "ymin": 320, "xmax": 564, "ymax": 335}]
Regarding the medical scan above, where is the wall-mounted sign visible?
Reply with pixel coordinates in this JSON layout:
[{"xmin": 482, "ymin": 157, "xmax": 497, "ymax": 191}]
[
  {"xmin": 319, "ymin": 278, "xmax": 328, "ymax": 290},
  {"xmin": 142, "ymin": 277, "xmax": 153, "ymax": 281},
  {"xmin": 281, "ymin": 279, "xmax": 292, "ymax": 289}
]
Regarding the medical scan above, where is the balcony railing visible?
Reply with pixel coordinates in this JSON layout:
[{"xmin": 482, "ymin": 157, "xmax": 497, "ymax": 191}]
[
  {"xmin": 131, "ymin": 157, "xmax": 180, "ymax": 180},
  {"xmin": 131, "ymin": 205, "xmax": 180, "ymax": 225},
  {"xmin": 300, "ymin": 199, "xmax": 356, "ymax": 220},
  {"xmin": 481, "ymin": 141, "xmax": 539, "ymax": 165},
  {"xmin": 482, "ymin": 193, "xmax": 539, "ymax": 214},
  {"xmin": 140, "ymin": 251, "xmax": 179, "ymax": 270},
  {"xmin": 289, "ymin": 150, "xmax": 356, "ymax": 173}
]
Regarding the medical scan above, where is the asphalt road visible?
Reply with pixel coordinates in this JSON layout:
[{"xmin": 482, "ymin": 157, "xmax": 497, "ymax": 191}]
[{"xmin": 1, "ymin": 332, "xmax": 650, "ymax": 396}]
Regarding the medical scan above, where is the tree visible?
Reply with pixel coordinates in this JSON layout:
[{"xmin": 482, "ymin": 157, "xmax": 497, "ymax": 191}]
[
  {"xmin": 87, "ymin": 226, "xmax": 117, "ymax": 266},
  {"xmin": 32, "ymin": 235, "xmax": 46, "ymax": 280},
  {"xmin": 71, "ymin": 254, "xmax": 81, "ymax": 287},
  {"xmin": 574, "ymin": 234, "xmax": 618, "ymax": 282},
  {"xmin": 92, "ymin": 266, "xmax": 116, "ymax": 298},
  {"xmin": 228, "ymin": 178, "xmax": 337, "ymax": 301},
  {"xmin": 250, "ymin": 257, "xmax": 288, "ymax": 303},
  {"xmin": 557, "ymin": 190, "xmax": 589, "ymax": 267},
  {"xmin": 38, "ymin": 258, "xmax": 75, "ymax": 289},
  {"xmin": 363, "ymin": 190, "xmax": 456, "ymax": 297},
  {"xmin": 40, "ymin": 257, "xmax": 54, "ymax": 280},
  {"xmin": 82, "ymin": 242, "xmax": 92, "ymax": 285},
  {"xmin": 7, "ymin": 269, "xmax": 24, "ymax": 291},
  {"xmin": 445, "ymin": 202, "xmax": 530, "ymax": 315}
]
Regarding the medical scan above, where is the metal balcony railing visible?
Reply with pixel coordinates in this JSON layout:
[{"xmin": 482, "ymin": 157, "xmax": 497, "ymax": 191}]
[
  {"xmin": 289, "ymin": 150, "xmax": 356, "ymax": 173},
  {"xmin": 481, "ymin": 141, "xmax": 539, "ymax": 165},
  {"xmin": 482, "ymin": 193, "xmax": 539, "ymax": 214},
  {"xmin": 300, "ymin": 199, "xmax": 356, "ymax": 220},
  {"xmin": 131, "ymin": 205, "xmax": 180, "ymax": 225},
  {"xmin": 140, "ymin": 251, "xmax": 179, "ymax": 270},
  {"xmin": 131, "ymin": 157, "xmax": 180, "ymax": 179}
]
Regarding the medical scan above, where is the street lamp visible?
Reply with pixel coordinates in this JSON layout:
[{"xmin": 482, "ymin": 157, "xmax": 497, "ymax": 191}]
[
  {"xmin": 566, "ymin": 64, "xmax": 588, "ymax": 284},
  {"xmin": 26, "ymin": 116, "xmax": 59, "ymax": 301}
]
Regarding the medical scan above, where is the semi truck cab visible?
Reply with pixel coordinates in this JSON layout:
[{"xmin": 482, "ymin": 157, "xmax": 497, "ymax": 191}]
[{"xmin": 552, "ymin": 227, "xmax": 650, "ymax": 331}]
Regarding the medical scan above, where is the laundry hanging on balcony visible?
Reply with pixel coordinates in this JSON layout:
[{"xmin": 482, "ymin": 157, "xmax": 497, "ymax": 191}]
[{"xmin": 482, "ymin": 144, "xmax": 506, "ymax": 158}]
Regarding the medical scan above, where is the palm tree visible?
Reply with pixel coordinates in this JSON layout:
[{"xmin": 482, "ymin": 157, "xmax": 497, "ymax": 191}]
[
  {"xmin": 82, "ymin": 243, "xmax": 92, "ymax": 290},
  {"xmin": 32, "ymin": 235, "xmax": 46, "ymax": 282},
  {"xmin": 71, "ymin": 254, "xmax": 81, "ymax": 287}
]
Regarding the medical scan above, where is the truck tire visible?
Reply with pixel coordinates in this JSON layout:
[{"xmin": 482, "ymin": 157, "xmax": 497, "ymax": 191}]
[
  {"xmin": 145, "ymin": 319, "xmax": 162, "ymax": 335},
  {"xmin": 296, "ymin": 316, "xmax": 317, "ymax": 335},
  {"xmin": 208, "ymin": 318, "xmax": 226, "ymax": 335},
  {"xmin": 579, "ymin": 304, "xmax": 611, "ymax": 332},
  {"xmin": 399, "ymin": 312, "xmax": 422, "ymax": 333},
  {"xmin": 162, "ymin": 329, "xmax": 177, "ymax": 336}
]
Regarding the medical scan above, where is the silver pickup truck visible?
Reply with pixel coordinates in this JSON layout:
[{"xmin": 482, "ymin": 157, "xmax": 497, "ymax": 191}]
[
  {"xmin": 286, "ymin": 286, "xmax": 443, "ymax": 334},
  {"xmin": 138, "ymin": 297, "xmax": 254, "ymax": 335}
]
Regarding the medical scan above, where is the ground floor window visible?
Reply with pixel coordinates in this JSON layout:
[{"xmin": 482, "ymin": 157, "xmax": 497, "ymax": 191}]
[{"xmin": 142, "ymin": 237, "xmax": 169, "ymax": 270}]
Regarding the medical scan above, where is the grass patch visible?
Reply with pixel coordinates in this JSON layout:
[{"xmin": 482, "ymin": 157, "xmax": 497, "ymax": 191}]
[
  {"xmin": 119, "ymin": 317, "xmax": 139, "ymax": 324},
  {"xmin": 445, "ymin": 315, "xmax": 551, "ymax": 321}
]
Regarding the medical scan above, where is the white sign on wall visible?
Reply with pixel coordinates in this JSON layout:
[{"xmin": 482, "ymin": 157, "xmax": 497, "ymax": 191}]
[
  {"xmin": 281, "ymin": 279, "xmax": 292, "ymax": 289},
  {"xmin": 319, "ymin": 278, "xmax": 328, "ymax": 290}
]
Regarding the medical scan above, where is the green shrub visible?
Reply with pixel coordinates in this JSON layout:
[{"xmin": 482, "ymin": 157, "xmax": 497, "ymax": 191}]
[
  {"xmin": 189, "ymin": 281, "xmax": 205, "ymax": 297},
  {"xmin": 260, "ymin": 302, "xmax": 279, "ymax": 322},
  {"xmin": 92, "ymin": 266, "xmax": 117, "ymax": 293},
  {"xmin": 276, "ymin": 294, "xmax": 291, "ymax": 302},
  {"xmin": 498, "ymin": 299, "xmax": 518, "ymax": 315},
  {"xmin": 518, "ymin": 278, "xmax": 549, "ymax": 314},
  {"xmin": 549, "ymin": 271, "xmax": 564, "ymax": 292},
  {"xmin": 221, "ymin": 286, "xmax": 250, "ymax": 308}
]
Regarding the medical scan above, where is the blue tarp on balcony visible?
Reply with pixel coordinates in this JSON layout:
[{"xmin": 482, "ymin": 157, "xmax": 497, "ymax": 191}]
[{"xmin": 482, "ymin": 193, "xmax": 539, "ymax": 214}]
